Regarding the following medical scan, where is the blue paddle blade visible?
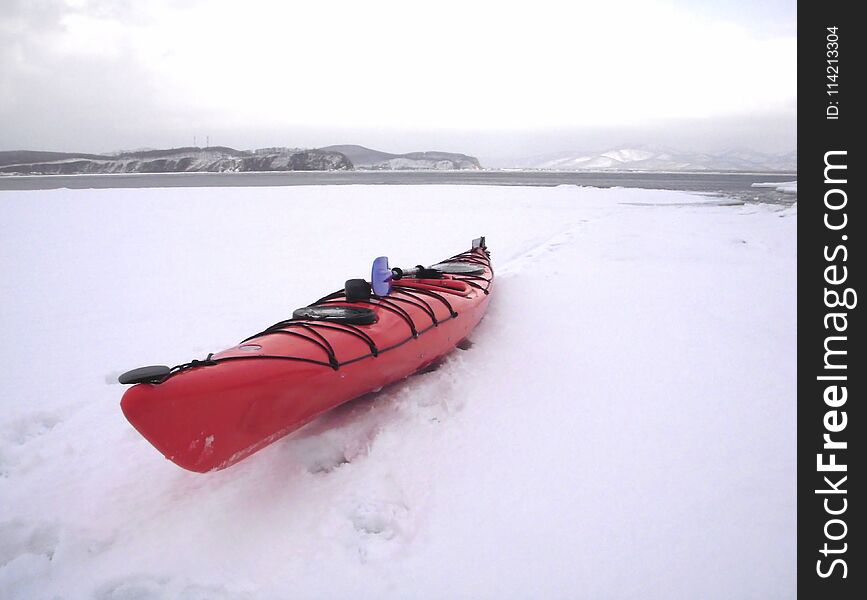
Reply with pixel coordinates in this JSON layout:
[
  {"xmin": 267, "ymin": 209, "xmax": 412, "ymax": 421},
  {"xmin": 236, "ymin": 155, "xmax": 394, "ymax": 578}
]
[{"xmin": 371, "ymin": 256, "xmax": 392, "ymax": 296}]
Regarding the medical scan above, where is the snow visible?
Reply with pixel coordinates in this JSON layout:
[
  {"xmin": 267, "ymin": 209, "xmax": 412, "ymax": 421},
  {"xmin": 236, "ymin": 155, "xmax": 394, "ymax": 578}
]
[
  {"xmin": 520, "ymin": 148, "xmax": 796, "ymax": 172},
  {"xmin": 600, "ymin": 148, "xmax": 656, "ymax": 162},
  {"xmin": 752, "ymin": 180, "xmax": 797, "ymax": 194},
  {"xmin": 0, "ymin": 184, "xmax": 795, "ymax": 599}
]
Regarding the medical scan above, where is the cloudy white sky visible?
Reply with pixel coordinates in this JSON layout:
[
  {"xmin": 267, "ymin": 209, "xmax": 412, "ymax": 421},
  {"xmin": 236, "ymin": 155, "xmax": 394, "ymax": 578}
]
[{"xmin": 1, "ymin": 0, "xmax": 796, "ymax": 159}]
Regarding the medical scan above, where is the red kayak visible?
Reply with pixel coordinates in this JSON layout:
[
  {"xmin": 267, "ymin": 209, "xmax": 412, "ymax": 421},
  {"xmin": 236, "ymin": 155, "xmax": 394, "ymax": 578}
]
[{"xmin": 119, "ymin": 238, "xmax": 493, "ymax": 472}]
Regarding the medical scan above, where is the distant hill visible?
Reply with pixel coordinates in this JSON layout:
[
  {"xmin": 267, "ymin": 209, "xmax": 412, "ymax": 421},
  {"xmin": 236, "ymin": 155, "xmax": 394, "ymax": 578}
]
[
  {"xmin": 497, "ymin": 147, "xmax": 796, "ymax": 173},
  {"xmin": 0, "ymin": 150, "xmax": 111, "ymax": 168},
  {"xmin": 0, "ymin": 144, "xmax": 484, "ymax": 175},
  {"xmin": 319, "ymin": 145, "xmax": 482, "ymax": 170},
  {"xmin": 0, "ymin": 147, "xmax": 352, "ymax": 175}
]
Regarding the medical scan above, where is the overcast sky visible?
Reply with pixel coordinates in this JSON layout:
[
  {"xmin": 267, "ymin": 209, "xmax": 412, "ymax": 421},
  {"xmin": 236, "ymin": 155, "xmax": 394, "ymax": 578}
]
[{"xmin": 1, "ymin": 0, "xmax": 796, "ymax": 159}]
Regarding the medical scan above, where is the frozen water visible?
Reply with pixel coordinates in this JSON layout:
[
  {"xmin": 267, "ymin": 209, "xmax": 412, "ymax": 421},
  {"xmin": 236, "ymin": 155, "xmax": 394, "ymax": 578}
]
[{"xmin": 0, "ymin": 184, "xmax": 795, "ymax": 599}]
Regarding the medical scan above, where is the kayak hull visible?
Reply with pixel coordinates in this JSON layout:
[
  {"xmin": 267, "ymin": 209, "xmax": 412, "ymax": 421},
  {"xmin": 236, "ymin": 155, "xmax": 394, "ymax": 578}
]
[{"xmin": 121, "ymin": 246, "xmax": 492, "ymax": 472}]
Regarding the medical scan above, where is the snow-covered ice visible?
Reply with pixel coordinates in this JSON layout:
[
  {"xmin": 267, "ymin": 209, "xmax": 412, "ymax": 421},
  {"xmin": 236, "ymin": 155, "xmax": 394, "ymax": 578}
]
[
  {"xmin": 0, "ymin": 184, "xmax": 795, "ymax": 599},
  {"xmin": 752, "ymin": 180, "xmax": 797, "ymax": 194}
]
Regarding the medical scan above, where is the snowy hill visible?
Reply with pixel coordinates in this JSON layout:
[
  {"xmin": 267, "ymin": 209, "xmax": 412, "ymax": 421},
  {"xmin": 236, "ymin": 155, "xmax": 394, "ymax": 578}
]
[
  {"xmin": 1, "ymin": 184, "xmax": 795, "ymax": 598},
  {"xmin": 0, "ymin": 147, "xmax": 352, "ymax": 175},
  {"xmin": 503, "ymin": 147, "xmax": 797, "ymax": 172},
  {"xmin": 0, "ymin": 145, "xmax": 484, "ymax": 175},
  {"xmin": 0, "ymin": 150, "xmax": 111, "ymax": 167},
  {"xmin": 320, "ymin": 144, "xmax": 482, "ymax": 170}
]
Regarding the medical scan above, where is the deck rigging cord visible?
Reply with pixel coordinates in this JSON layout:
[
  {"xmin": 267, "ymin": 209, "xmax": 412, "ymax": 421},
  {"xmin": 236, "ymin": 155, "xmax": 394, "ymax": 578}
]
[{"xmin": 127, "ymin": 247, "xmax": 492, "ymax": 384}]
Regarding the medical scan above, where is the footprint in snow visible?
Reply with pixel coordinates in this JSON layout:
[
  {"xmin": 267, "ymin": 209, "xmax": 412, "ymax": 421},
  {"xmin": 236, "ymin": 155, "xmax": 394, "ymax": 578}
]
[
  {"xmin": 501, "ymin": 225, "xmax": 581, "ymax": 276},
  {"xmin": 0, "ymin": 520, "xmax": 60, "ymax": 567},
  {"xmin": 295, "ymin": 440, "xmax": 352, "ymax": 474},
  {"xmin": 2, "ymin": 412, "xmax": 62, "ymax": 446},
  {"xmin": 340, "ymin": 489, "xmax": 419, "ymax": 565},
  {"xmin": 95, "ymin": 577, "xmax": 167, "ymax": 600},
  {"xmin": 96, "ymin": 575, "xmax": 249, "ymax": 600},
  {"xmin": 545, "ymin": 229, "xmax": 575, "ymax": 249},
  {"xmin": 350, "ymin": 499, "xmax": 407, "ymax": 538}
]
